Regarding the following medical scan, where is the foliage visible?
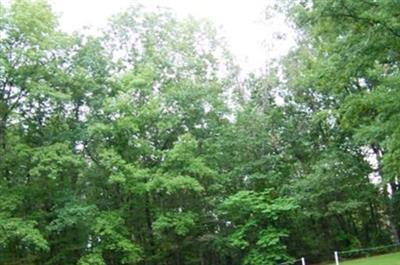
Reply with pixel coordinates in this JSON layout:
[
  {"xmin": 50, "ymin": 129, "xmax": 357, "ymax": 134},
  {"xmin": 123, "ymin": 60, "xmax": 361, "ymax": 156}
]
[{"xmin": 1, "ymin": 0, "xmax": 399, "ymax": 265}]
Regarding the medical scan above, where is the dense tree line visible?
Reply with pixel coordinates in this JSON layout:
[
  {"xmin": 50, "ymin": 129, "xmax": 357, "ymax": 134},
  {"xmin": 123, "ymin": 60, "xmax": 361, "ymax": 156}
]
[{"xmin": 0, "ymin": 0, "xmax": 399, "ymax": 264}]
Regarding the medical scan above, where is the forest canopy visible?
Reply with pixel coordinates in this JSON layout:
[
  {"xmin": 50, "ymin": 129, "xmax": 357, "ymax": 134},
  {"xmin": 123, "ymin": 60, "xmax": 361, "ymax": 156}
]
[{"xmin": 1, "ymin": 0, "xmax": 400, "ymax": 265}]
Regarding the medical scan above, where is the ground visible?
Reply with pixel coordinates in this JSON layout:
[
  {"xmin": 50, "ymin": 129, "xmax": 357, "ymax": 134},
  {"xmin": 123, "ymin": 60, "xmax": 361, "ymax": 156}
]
[{"xmin": 331, "ymin": 252, "xmax": 400, "ymax": 265}]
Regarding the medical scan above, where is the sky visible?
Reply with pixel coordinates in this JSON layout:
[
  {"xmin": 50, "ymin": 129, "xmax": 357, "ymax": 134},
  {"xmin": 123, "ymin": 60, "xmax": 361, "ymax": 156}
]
[{"xmin": 50, "ymin": 0, "xmax": 296, "ymax": 73}]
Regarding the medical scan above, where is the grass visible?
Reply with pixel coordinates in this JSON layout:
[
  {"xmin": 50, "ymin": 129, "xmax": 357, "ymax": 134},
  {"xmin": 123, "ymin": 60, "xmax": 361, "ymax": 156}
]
[{"xmin": 331, "ymin": 251, "xmax": 400, "ymax": 265}]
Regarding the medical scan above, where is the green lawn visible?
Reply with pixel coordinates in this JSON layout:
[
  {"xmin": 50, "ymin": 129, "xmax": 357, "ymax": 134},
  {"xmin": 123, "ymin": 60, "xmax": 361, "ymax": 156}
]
[{"xmin": 332, "ymin": 252, "xmax": 400, "ymax": 265}]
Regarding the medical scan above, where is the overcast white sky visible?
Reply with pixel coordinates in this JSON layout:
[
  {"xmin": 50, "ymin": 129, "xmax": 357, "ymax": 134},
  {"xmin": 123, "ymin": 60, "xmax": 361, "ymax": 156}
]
[{"xmin": 50, "ymin": 0, "xmax": 295, "ymax": 73}]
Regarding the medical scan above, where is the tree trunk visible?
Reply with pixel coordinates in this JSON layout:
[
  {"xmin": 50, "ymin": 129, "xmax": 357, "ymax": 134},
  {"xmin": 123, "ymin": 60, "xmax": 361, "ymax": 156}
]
[
  {"xmin": 144, "ymin": 192, "xmax": 155, "ymax": 264},
  {"xmin": 0, "ymin": 114, "xmax": 7, "ymax": 149},
  {"xmin": 388, "ymin": 181, "xmax": 400, "ymax": 243},
  {"xmin": 371, "ymin": 146, "xmax": 400, "ymax": 243}
]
